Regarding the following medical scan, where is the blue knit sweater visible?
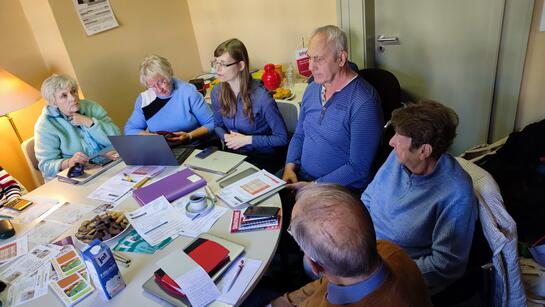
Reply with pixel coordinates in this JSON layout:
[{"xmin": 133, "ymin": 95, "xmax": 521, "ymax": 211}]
[
  {"xmin": 211, "ymin": 79, "xmax": 288, "ymax": 154},
  {"xmin": 124, "ymin": 79, "xmax": 214, "ymax": 135},
  {"xmin": 362, "ymin": 152, "xmax": 478, "ymax": 293},
  {"xmin": 286, "ymin": 77, "xmax": 383, "ymax": 190},
  {"xmin": 34, "ymin": 99, "xmax": 120, "ymax": 179}
]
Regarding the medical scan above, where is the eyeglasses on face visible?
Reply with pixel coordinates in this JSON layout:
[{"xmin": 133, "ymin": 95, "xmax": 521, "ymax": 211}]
[
  {"xmin": 210, "ymin": 60, "xmax": 239, "ymax": 69},
  {"xmin": 146, "ymin": 78, "xmax": 170, "ymax": 89}
]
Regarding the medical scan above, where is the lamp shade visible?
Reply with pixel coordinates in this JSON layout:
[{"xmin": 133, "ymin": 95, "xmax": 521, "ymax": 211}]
[{"xmin": 0, "ymin": 68, "xmax": 41, "ymax": 116}]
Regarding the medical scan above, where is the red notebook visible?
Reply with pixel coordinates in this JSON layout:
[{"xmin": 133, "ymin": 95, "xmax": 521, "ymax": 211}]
[
  {"xmin": 132, "ymin": 168, "xmax": 206, "ymax": 206},
  {"xmin": 154, "ymin": 238, "xmax": 230, "ymax": 297}
]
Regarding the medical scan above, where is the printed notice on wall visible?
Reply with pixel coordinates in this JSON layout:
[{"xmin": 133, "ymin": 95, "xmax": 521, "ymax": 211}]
[{"xmin": 73, "ymin": 0, "xmax": 119, "ymax": 36}]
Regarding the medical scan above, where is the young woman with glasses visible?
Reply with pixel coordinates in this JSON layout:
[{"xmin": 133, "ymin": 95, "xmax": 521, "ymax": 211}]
[{"xmin": 211, "ymin": 38, "xmax": 288, "ymax": 173}]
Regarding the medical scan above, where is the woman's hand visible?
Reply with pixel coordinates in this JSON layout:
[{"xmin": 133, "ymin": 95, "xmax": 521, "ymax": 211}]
[
  {"xmin": 224, "ymin": 132, "xmax": 252, "ymax": 150},
  {"xmin": 166, "ymin": 131, "xmax": 191, "ymax": 143},
  {"xmin": 62, "ymin": 152, "xmax": 89, "ymax": 170},
  {"xmin": 70, "ymin": 113, "xmax": 94, "ymax": 128}
]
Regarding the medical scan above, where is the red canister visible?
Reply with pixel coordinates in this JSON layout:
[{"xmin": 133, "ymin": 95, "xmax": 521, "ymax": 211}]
[{"xmin": 261, "ymin": 64, "xmax": 281, "ymax": 91}]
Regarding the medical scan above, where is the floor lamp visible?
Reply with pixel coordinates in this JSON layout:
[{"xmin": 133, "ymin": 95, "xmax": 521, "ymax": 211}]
[{"xmin": 0, "ymin": 69, "xmax": 41, "ymax": 143}]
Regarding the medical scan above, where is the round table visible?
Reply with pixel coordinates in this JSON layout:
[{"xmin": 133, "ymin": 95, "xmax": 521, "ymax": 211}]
[{"xmin": 8, "ymin": 161, "xmax": 282, "ymax": 307}]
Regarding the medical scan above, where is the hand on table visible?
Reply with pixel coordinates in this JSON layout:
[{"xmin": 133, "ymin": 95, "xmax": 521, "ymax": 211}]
[{"xmin": 224, "ymin": 132, "xmax": 252, "ymax": 150}]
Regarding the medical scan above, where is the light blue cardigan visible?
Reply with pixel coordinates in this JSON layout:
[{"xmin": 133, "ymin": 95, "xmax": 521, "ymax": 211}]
[{"xmin": 34, "ymin": 99, "xmax": 120, "ymax": 179}]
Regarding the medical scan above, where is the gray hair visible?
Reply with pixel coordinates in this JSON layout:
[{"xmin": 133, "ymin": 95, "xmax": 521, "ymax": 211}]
[
  {"xmin": 139, "ymin": 54, "xmax": 174, "ymax": 87},
  {"xmin": 41, "ymin": 74, "xmax": 78, "ymax": 106},
  {"xmin": 291, "ymin": 184, "xmax": 379, "ymax": 277},
  {"xmin": 310, "ymin": 25, "xmax": 348, "ymax": 57}
]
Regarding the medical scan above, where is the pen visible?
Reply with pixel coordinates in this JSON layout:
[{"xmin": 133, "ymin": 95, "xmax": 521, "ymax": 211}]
[
  {"xmin": 0, "ymin": 215, "xmax": 13, "ymax": 220},
  {"xmin": 123, "ymin": 173, "xmax": 135, "ymax": 182},
  {"xmin": 144, "ymin": 221, "xmax": 168, "ymax": 235},
  {"xmin": 113, "ymin": 251, "xmax": 131, "ymax": 264},
  {"xmin": 134, "ymin": 176, "xmax": 151, "ymax": 189},
  {"xmin": 191, "ymin": 213, "xmax": 201, "ymax": 221},
  {"xmin": 226, "ymin": 259, "xmax": 245, "ymax": 292}
]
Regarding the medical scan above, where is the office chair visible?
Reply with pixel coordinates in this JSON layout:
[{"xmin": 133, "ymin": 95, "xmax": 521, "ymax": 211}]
[
  {"xmin": 358, "ymin": 68, "xmax": 403, "ymax": 175},
  {"xmin": 21, "ymin": 137, "xmax": 44, "ymax": 187},
  {"xmin": 276, "ymin": 100, "xmax": 300, "ymax": 135}
]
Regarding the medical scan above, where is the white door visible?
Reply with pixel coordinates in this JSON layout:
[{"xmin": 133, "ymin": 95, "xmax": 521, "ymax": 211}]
[{"xmin": 372, "ymin": 0, "xmax": 504, "ymax": 154}]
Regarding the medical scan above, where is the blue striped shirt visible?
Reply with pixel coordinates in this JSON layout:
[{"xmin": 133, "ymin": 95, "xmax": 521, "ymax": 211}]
[{"xmin": 286, "ymin": 77, "xmax": 383, "ymax": 190}]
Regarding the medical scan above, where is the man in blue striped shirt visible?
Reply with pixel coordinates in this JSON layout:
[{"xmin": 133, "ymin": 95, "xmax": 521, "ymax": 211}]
[{"xmin": 282, "ymin": 25, "xmax": 383, "ymax": 192}]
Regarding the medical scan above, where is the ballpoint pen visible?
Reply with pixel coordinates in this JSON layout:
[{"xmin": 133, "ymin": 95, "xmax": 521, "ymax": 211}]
[
  {"xmin": 115, "ymin": 176, "xmax": 151, "ymax": 202},
  {"xmin": 123, "ymin": 173, "xmax": 135, "ymax": 182},
  {"xmin": 133, "ymin": 176, "xmax": 151, "ymax": 189},
  {"xmin": 226, "ymin": 259, "xmax": 245, "ymax": 292}
]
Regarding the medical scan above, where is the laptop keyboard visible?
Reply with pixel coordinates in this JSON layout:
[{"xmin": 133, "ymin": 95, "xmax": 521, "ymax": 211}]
[{"xmin": 172, "ymin": 147, "xmax": 194, "ymax": 164}]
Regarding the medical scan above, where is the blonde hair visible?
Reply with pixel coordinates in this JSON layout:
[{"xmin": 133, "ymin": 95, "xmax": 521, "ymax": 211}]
[
  {"xmin": 41, "ymin": 74, "xmax": 78, "ymax": 106},
  {"xmin": 139, "ymin": 55, "xmax": 174, "ymax": 87}
]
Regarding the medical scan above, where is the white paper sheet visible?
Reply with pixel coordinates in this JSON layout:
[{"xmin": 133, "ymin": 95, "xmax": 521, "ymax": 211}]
[
  {"xmin": 44, "ymin": 202, "xmax": 95, "ymax": 225},
  {"xmin": 88, "ymin": 170, "xmax": 148, "ymax": 204},
  {"xmin": 26, "ymin": 220, "xmax": 72, "ymax": 246},
  {"xmin": 11, "ymin": 196, "xmax": 60, "ymax": 224},
  {"xmin": 126, "ymin": 196, "xmax": 186, "ymax": 246},
  {"xmin": 171, "ymin": 196, "xmax": 228, "ymax": 237},
  {"xmin": 0, "ymin": 244, "xmax": 61, "ymax": 284},
  {"xmin": 177, "ymin": 266, "xmax": 220, "ymax": 307},
  {"xmin": 0, "ymin": 235, "xmax": 28, "ymax": 264},
  {"xmin": 8, "ymin": 264, "xmax": 50, "ymax": 306},
  {"xmin": 73, "ymin": 0, "xmax": 119, "ymax": 36},
  {"xmin": 217, "ymin": 258, "xmax": 262, "ymax": 305}
]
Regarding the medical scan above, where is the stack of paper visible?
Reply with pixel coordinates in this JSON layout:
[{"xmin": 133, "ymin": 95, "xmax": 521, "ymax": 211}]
[
  {"xmin": 126, "ymin": 196, "xmax": 187, "ymax": 246},
  {"xmin": 217, "ymin": 170, "xmax": 285, "ymax": 208}
]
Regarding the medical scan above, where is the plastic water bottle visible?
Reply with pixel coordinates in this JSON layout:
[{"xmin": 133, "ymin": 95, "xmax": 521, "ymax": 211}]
[{"xmin": 286, "ymin": 63, "xmax": 294, "ymax": 90}]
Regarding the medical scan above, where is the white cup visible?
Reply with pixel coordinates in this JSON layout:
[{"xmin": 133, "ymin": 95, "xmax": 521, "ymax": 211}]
[{"xmin": 189, "ymin": 192, "xmax": 207, "ymax": 211}]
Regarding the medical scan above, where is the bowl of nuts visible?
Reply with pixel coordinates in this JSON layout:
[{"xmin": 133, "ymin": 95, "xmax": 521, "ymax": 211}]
[{"xmin": 75, "ymin": 211, "xmax": 130, "ymax": 245}]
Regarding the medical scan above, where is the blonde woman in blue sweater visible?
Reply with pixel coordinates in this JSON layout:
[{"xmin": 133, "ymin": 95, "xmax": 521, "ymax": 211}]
[{"xmin": 34, "ymin": 74, "xmax": 120, "ymax": 180}]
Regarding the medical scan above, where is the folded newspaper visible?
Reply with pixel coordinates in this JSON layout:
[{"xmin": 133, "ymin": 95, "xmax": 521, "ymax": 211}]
[{"xmin": 217, "ymin": 170, "xmax": 285, "ymax": 207}]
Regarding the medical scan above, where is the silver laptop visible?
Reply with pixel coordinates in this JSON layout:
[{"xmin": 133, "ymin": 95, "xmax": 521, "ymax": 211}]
[{"xmin": 108, "ymin": 135, "xmax": 194, "ymax": 166}]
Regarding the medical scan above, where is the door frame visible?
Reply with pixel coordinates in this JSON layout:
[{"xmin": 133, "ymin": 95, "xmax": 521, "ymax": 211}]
[{"xmin": 337, "ymin": 0, "xmax": 534, "ymax": 144}]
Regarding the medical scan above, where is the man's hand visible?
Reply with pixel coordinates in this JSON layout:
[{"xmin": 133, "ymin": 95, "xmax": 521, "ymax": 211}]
[
  {"xmin": 282, "ymin": 163, "xmax": 299, "ymax": 184},
  {"xmin": 271, "ymin": 296, "xmax": 294, "ymax": 307},
  {"xmin": 224, "ymin": 132, "xmax": 252, "ymax": 150},
  {"xmin": 70, "ymin": 113, "xmax": 93, "ymax": 128}
]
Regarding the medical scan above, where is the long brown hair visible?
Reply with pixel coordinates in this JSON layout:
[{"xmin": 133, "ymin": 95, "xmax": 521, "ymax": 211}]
[{"xmin": 214, "ymin": 38, "xmax": 253, "ymax": 122}]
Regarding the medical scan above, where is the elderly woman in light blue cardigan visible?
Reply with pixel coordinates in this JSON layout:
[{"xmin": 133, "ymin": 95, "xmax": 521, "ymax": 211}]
[{"xmin": 34, "ymin": 74, "xmax": 120, "ymax": 180}]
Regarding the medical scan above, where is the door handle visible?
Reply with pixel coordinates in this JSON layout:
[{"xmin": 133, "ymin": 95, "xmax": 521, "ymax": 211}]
[{"xmin": 377, "ymin": 35, "xmax": 399, "ymax": 43}]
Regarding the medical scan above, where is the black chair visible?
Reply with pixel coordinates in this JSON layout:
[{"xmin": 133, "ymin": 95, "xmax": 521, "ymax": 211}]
[{"xmin": 358, "ymin": 68, "xmax": 403, "ymax": 175}]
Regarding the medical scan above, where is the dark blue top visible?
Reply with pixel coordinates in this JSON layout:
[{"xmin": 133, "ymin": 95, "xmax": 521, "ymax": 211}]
[
  {"xmin": 211, "ymin": 79, "xmax": 288, "ymax": 155},
  {"xmin": 286, "ymin": 77, "xmax": 383, "ymax": 190}
]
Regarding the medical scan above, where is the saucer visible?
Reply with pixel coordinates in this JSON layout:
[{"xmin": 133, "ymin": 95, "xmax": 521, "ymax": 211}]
[{"xmin": 185, "ymin": 197, "xmax": 214, "ymax": 219}]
